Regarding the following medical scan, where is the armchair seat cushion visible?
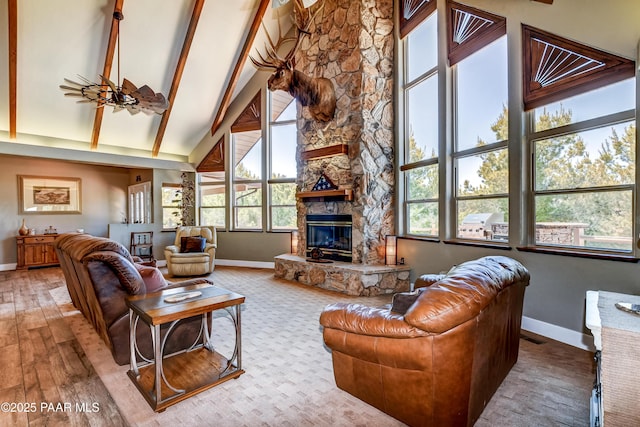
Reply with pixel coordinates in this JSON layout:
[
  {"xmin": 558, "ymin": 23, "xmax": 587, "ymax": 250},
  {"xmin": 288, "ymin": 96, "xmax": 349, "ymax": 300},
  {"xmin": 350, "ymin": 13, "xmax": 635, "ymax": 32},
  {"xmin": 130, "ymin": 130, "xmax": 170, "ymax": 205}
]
[{"xmin": 169, "ymin": 253, "xmax": 210, "ymax": 263}]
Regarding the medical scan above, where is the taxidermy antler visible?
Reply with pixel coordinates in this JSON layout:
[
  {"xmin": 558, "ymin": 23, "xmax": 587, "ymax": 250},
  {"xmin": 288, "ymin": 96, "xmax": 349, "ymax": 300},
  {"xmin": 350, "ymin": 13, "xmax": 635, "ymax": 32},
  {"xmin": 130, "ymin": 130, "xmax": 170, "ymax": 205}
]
[{"xmin": 250, "ymin": 0, "xmax": 336, "ymax": 122}]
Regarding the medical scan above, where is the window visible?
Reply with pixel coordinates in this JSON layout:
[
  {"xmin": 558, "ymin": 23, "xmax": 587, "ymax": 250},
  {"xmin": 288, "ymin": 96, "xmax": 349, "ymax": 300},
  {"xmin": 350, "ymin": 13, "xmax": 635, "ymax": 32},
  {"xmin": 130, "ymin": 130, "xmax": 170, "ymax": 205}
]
[
  {"xmin": 128, "ymin": 182, "xmax": 151, "ymax": 224},
  {"xmin": 397, "ymin": 3, "xmax": 637, "ymax": 258},
  {"xmin": 233, "ymin": 130, "xmax": 263, "ymax": 229},
  {"xmin": 199, "ymin": 172, "xmax": 226, "ymax": 228},
  {"xmin": 161, "ymin": 183, "xmax": 181, "ymax": 229},
  {"xmin": 269, "ymin": 92, "xmax": 297, "ymax": 230},
  {"xmin": 530, "ymin": 79, "xmax": 636, "ymax": 252},
  {"xmin": 401, "ymin": 12, "xmax": 439, "ymax": 237},
  {"xmin": 454, "ymin": 36, "xmax": 508, "ymax": 241}
]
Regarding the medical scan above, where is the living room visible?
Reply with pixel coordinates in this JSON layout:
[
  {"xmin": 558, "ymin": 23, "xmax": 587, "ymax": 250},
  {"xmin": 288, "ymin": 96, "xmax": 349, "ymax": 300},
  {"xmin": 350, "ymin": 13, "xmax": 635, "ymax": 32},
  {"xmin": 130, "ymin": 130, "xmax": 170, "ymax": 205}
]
[{"xmin": 1, "ymin": 0, "xmax": 639, "ymax": 425}]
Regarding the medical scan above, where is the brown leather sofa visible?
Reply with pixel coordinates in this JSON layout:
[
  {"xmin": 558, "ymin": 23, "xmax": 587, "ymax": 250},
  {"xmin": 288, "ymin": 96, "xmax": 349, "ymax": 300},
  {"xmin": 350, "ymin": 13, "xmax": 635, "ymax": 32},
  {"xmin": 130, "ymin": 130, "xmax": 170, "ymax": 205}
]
[
  {"xmin": 319, "ymin": 256, "xmax": 530, "ymax": 427},
  {"xmin": 54, "ymin": 232, "xmax": 213, "ymax": 365}
]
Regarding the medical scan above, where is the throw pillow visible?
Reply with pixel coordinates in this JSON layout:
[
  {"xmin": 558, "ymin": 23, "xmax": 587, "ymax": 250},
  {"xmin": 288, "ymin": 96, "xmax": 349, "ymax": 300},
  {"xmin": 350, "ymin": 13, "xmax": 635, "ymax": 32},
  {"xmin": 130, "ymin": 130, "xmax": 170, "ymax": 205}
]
[
  {"xmin": 134, "ymin": 263, "xmax": 167, "ymax": 293},
  {"xmin": 391, "ymin": 289, "xmax": 424, "ymax": 314},
  {"xmin": 181, "ymin": 236, "xmax": 206, "ymax": 253}
]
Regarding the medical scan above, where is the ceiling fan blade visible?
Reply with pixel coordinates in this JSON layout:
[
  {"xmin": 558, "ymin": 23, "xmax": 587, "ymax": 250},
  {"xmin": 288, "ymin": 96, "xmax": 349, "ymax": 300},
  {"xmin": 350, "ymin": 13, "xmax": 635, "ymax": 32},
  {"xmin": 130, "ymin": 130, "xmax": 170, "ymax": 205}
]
[
  {"xmin": 100, "ymin": 75, "xmax": 119, "ymax": 92},
  {"xmin": 121, "ymin": 78, "xmax": 138, "ymax": 95}
]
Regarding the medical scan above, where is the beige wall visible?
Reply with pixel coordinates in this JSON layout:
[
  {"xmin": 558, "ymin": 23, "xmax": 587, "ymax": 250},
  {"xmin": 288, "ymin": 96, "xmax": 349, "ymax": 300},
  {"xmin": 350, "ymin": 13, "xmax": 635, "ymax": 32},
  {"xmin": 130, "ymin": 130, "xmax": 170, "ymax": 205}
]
[{"xmin": 0, "ymin": 154, "xmax": 130, "ymax": 265}]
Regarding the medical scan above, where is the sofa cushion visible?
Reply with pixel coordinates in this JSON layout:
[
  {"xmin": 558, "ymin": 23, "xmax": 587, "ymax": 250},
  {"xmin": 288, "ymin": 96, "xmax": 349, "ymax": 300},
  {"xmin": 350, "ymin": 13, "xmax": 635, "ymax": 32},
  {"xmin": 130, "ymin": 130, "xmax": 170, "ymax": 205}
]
[
  {"xmin": 181, "ymin": 236, "xmax": 206, "ymax": 253},
  {"xmin": 391, "ymin": 289, "xmax": 425, "ymax": 314},
  {"xmin": 134, "ymin": 263, "xmax": 167, "ymax": 293}
]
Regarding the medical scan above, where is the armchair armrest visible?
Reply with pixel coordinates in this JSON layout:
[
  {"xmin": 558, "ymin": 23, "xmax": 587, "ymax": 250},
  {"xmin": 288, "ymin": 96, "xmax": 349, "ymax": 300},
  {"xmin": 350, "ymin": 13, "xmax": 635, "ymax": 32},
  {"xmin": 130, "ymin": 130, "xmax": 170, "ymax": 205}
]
[
  {"xmin": 319, "ymin": 302, "xmax": 430, "ymax": 338},
  {"xmin": 165, "ymin": 245, "xmax": 180, "ymax": 254}
]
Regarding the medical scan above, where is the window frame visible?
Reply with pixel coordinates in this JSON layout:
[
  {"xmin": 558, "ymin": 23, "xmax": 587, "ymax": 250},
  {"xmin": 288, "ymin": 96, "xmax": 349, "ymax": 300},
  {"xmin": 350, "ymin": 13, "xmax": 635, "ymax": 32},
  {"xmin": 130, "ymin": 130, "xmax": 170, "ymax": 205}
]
[
  {"xmin": 161, "ymin": 183, "xmax": 182, "ymax": 231},
  {"xmin": 450, "ymin": 35, "xmax": 509, "ymax": 244},
  {"xmin": 400, "ymin": 12, "xmax": 441, "ymax": 239},
  {"xmin": 526, "ymin": 105, "xmax": 636, "ymax": 255},
  {"xmin": 198, "ymin": 175, "xmax": 226, "ymax": 230},
  {"xmin": 267, "ymin": 92, "xmax": 297, "ymax": 231}
]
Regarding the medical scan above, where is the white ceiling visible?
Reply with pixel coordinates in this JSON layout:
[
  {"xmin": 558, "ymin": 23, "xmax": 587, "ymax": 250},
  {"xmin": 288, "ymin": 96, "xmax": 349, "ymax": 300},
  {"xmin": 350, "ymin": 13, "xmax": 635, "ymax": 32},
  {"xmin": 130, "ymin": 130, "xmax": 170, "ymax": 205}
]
[{"xmin": 0, "ymin": 0, "xmax": 289, "ymax": 169}]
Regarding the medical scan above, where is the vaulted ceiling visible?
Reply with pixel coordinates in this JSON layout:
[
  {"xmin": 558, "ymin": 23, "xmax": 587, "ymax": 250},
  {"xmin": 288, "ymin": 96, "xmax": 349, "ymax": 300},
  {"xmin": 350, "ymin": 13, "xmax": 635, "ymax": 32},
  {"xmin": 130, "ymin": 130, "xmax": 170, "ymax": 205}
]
[{"xmin": 0, "ymin": 0, "xmax": 289, "ymax": 169}]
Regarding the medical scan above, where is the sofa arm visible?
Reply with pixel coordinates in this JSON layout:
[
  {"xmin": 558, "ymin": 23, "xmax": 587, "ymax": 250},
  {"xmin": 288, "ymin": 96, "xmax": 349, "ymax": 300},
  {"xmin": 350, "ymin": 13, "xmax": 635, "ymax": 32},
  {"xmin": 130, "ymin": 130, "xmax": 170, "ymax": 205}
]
[
  {"xmin": 320, "ymin": 302, "xmax": 430, "ymax": 338},
  {"xmin": 414, "ymin": 274, "xmax": 446, "ymax": 289}
]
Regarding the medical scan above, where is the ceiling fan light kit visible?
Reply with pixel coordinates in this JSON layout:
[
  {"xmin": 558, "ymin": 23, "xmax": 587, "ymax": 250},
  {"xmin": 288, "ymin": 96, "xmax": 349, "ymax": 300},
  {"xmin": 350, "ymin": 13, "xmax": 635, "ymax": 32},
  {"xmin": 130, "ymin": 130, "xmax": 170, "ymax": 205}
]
[{"xmin": 59, "ymin": 10, "xmax": 168, "ymax": 116}]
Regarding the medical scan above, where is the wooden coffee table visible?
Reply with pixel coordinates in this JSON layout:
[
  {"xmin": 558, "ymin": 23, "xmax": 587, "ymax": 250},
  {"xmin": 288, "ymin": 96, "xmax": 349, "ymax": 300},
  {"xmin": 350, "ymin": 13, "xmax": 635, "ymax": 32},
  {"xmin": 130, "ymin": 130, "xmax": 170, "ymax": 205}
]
[{"xmin": 126, "ymin": 283, "xmax": 245, "ymax": 411}]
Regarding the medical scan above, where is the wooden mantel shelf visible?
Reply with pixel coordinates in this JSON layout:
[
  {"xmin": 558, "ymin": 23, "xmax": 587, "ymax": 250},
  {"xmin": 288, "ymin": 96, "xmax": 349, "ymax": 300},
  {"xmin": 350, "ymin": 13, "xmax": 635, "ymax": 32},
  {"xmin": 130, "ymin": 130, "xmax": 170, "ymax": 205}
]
[
  {"xmin": 301, "ymin": 143, "xmax": 349, "ymax": 161},
  {"xmin": 296, "ymin": 189, "xmax": 353, "ymax": 201}
]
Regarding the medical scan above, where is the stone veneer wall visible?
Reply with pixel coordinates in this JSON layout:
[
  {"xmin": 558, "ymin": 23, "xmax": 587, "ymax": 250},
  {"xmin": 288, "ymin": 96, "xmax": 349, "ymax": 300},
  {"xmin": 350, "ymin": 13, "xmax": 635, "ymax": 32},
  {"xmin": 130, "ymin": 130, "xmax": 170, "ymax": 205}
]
[{"xmin": 294, "ymin": 0, "xmax": 395, "ymax": 266}]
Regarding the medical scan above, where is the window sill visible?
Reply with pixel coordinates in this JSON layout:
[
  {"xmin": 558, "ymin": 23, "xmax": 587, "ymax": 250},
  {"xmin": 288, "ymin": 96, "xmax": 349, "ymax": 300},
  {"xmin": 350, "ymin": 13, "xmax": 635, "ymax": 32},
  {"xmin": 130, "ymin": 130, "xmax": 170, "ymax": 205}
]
[
  {"xmin": 516, "ymin": 246, "xmax": 639, "ymax": 262},
  {"xmin": 399, "ymin": 235, "xmax": 440, "ymax": 243},
  {"xmin": 444, "ymin": 239, "xmax": 512, "ymax": 250}
]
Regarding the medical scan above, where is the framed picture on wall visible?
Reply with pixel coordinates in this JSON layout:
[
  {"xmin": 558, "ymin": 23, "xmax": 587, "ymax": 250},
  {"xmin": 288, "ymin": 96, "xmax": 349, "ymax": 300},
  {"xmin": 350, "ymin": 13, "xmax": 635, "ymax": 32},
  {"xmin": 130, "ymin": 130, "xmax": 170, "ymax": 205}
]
[{"xmin": 18, "ymin": 175, "xmax": 82, "ymax": 214}]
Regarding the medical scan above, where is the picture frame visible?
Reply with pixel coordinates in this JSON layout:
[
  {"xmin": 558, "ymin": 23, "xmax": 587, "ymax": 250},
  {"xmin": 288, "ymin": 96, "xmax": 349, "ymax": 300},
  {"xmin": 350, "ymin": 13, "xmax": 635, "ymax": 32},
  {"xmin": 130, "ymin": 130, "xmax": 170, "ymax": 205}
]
[{"xmin": 18, "ymin": 175, "xmax": 82, "ymax": 214}]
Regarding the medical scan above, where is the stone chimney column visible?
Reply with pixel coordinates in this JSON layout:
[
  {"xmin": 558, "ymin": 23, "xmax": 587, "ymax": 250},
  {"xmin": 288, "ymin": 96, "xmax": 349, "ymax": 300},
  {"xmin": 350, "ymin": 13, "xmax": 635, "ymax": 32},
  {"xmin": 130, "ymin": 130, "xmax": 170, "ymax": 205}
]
[{"xmin": 295, "ymin": 0, "xmax": 394, "ymax": 265}]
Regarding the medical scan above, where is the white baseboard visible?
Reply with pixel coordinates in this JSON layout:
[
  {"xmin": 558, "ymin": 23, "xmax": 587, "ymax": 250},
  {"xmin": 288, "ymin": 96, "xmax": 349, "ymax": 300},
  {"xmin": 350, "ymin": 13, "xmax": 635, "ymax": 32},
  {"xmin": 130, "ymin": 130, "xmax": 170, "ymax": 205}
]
[
  {"xmin": 0, "ymin": 263, "xmax": 17, "ymax": 271},
  {"xmin": 522, "ymin": 316, "xmax": 594, "ymax": 351},
  {"xmin": 215, "ymin": 259, "xmax": 275, "ymax": 269}
]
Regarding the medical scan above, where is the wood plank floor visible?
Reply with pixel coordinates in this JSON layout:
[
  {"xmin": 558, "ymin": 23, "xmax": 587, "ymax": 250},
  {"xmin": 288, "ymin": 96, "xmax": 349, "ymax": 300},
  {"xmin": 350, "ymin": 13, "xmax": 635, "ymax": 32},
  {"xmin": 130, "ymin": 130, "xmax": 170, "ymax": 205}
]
[
  {"xmin": 0, "ymin": 266, "xmax": 595, "ymax": 426},
  {"xmin": 0, "ymin": 268, "xmax": 125, "ymax": 427}
]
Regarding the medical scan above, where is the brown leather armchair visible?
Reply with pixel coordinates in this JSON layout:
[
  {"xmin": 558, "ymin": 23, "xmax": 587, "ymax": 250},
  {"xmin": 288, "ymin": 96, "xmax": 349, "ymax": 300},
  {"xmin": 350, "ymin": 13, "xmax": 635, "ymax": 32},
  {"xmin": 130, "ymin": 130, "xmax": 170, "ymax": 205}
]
[
  {"xmin": 55, "ymin": 233, "xmax": 213, "ymax": 365},
  {"xmin": 319, "ymin": 256, "xmax": 530, "ymax": 427}
]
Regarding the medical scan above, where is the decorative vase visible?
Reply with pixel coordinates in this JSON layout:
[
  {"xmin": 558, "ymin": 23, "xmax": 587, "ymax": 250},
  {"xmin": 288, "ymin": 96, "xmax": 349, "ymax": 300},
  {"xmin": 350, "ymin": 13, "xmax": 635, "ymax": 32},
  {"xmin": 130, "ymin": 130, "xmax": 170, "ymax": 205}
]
[{"xmin": 18, "ymin": 219, "xmax": 29, "ymax": 236}]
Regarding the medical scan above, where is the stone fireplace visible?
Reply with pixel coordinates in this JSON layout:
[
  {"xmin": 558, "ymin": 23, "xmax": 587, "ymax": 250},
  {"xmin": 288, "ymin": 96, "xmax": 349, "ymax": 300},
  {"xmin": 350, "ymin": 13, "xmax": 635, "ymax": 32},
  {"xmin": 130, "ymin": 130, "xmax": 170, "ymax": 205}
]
[{"xmin": 273, "ymin": 0, "xmax": 410, "ymax": 296}]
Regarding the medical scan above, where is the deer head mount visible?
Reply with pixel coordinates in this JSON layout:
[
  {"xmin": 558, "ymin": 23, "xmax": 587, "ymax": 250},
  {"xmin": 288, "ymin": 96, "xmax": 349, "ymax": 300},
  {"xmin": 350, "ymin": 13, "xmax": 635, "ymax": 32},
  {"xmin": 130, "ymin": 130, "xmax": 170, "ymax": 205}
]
[{"xmin": 250, "ymin": 0, "xmax": 336, "ymax": 122}]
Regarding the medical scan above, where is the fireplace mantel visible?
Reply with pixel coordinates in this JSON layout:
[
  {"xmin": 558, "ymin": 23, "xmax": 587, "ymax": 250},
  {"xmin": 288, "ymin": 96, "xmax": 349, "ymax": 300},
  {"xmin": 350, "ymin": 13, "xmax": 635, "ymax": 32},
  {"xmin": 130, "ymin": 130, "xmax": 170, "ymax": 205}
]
[{"xmin": 296, "ymin": 188, "xmax": 353, "ymax": 201}]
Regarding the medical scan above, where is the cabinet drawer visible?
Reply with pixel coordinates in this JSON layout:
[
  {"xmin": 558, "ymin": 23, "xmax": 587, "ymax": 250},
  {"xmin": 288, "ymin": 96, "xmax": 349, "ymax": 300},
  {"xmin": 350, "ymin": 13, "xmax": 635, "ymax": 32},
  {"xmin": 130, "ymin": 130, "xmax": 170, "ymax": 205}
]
[{"xmin": 24, "ymin": 236, "xmax": 56, "ymax": 244}]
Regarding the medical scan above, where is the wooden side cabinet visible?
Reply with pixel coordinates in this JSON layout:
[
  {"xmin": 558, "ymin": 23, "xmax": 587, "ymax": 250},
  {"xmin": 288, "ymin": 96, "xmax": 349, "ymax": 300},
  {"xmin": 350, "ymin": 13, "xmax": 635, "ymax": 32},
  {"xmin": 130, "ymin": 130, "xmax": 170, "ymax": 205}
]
[{"xmin": 16, "ymin": 234, "xmax": 60, "ymax": 270}]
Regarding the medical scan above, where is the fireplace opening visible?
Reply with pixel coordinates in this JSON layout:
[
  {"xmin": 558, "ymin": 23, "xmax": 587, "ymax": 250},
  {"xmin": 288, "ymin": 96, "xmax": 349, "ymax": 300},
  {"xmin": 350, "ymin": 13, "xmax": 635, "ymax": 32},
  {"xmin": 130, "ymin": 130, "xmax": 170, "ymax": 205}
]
[{"xmin": 306, "ymin": 214, "xmax": 352, "ymax": 262}]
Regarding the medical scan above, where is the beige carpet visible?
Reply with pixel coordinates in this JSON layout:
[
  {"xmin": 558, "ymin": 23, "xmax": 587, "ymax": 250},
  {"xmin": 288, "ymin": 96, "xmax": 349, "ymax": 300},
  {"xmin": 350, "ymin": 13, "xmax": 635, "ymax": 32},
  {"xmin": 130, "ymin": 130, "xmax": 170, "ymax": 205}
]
[{"xmin": 55, "ymin": 266, "xmax": 593, "ymax": 426}]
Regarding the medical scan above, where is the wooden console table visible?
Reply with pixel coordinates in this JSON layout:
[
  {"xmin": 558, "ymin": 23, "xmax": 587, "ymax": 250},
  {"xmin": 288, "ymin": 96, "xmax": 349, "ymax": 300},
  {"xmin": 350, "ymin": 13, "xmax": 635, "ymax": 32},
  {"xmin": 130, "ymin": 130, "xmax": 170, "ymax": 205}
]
[
  {"xmin": 126, "ymin": 283, "xmax": 245, "ymax": 412},
  {"xmin": 16, "ymin": 234, "xmax": 59, "ymax": 269}
]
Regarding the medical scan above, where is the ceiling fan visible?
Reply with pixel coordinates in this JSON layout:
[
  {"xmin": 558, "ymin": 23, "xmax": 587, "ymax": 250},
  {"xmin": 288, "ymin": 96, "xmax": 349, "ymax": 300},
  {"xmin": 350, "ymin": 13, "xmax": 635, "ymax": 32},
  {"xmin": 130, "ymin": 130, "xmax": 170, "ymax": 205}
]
[{"xmin": 59, "ymin": 10, "xmax": 169, "ymax": 115}]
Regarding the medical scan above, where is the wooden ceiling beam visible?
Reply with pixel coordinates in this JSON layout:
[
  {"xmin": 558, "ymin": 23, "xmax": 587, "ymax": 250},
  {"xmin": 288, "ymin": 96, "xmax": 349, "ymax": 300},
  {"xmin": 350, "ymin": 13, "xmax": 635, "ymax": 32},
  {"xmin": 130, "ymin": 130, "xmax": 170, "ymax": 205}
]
[
  {"xmin": 8, "ymin": 0, "xmax": 17, "ymax": 139},
  {"xmin": 210, "ymin": 0, "xmax": 270, "ymax": 136},
  {"xmin": 152, "ymin": 0, "xmax": 205, "ymax": 157},
  {"xmin": 90, "ymin": 0, "xmax": 124, "ymax": 150}
]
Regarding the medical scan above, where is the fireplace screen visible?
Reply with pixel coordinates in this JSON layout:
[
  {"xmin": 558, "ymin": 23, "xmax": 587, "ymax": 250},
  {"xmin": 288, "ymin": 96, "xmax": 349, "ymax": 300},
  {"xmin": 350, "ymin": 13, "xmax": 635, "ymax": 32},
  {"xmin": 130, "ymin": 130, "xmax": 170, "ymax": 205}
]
[{"xmin": 306, "ymin": 214, "xmax": 352, "ymax": 262}]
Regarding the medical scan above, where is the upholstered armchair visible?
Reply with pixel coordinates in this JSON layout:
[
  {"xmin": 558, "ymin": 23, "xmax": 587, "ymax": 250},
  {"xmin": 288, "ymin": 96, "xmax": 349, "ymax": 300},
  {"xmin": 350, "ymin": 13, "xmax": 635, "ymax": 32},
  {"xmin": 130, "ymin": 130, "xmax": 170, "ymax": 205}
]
[{"xmin": 165, "ymin": 226, "xmax": 217, "ymax": 276}]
